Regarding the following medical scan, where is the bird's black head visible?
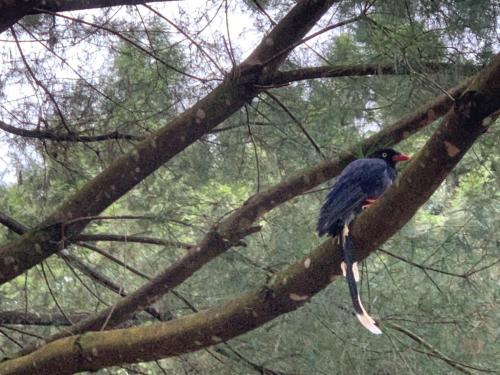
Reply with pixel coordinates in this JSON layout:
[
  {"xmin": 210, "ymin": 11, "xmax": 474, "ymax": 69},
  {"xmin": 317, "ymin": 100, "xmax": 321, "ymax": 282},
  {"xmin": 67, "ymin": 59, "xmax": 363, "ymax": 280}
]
[{"xmin": 368, "ymin": 148, "xmax": 411, "ymax": 167}]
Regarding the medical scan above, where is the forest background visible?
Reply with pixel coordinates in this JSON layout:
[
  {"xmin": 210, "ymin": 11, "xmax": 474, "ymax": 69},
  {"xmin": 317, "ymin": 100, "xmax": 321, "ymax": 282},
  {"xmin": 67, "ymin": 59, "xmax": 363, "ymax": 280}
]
[{"xmin": 0, "ymin": 0, "xmax": 498, "ymax": 374}]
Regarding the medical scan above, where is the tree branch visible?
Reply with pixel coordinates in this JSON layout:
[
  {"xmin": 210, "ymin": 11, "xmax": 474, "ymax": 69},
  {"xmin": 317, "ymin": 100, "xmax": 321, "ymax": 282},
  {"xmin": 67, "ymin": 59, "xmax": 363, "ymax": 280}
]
[
  {"xmin": 0, "ymin": 212, "xmax": 165, "ymax": 321},
  {"xmin": 0, "ymin": 213, "xmax": 26, "ymax": 235},
  {"xmin": 0, "ymin": 212, "xmax": 192, "ymax": 249},
  {"xmin": 261, "ymin": 61, "xmax": 478, "ymax": 86},
  {"xmin": 0, "ymin": 311, "xmax": 89, "ymax": 327},
  {"xmin": 0, "ymin": 0, "xmax": 339, "ymax": 284},
  {"xmin": 0, "ymin": 120, "xmax": 142, "ymax": 142},
  {"xmin": 1, "ymin": 51, "xmax": 497, "ymax": 375},
  {"xmin": 76, "ymin": 233, "xmax": 193, "ymax": 249},
  {"xmin": 15, "ymin": 73, "xmax": 470, "ymax": 356},
  {"xmin": 0, "ymin": 0, "xmax": 174, "ymax": 34}
]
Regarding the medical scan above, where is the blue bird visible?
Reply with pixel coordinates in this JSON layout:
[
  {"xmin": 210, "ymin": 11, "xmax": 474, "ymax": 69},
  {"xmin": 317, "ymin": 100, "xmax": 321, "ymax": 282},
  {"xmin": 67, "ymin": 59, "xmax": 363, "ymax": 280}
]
[{"xmin": 317, "ymin": 148, "xmax": 411, "ymax": 334}]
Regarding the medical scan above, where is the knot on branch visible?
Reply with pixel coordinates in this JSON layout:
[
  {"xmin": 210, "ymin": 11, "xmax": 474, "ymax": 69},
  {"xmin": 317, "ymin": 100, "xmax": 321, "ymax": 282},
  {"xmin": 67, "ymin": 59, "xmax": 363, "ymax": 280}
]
[
  {"xmin": 34, "ymin": 220, "xmax": 66, "ymax": 246},
  {"xmin": 217, "ymin": 225, "xmax": 262, "ymax": 248},
  {"xmin": 228, "ymin": 63, "xmax": 263, "ymax": 100}
]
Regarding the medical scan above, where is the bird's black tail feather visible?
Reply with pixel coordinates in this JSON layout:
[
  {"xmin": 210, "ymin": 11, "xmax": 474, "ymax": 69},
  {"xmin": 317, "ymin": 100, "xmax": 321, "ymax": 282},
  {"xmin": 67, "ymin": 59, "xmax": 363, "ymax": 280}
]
[{"xmin": 340, "ymin": 228, "xmax": 382, "ymax": 334}]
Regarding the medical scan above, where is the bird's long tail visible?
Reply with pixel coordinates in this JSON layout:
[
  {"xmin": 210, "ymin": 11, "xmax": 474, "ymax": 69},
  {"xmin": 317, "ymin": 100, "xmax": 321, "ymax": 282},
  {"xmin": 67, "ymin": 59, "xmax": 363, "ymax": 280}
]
[{"xmin": 340, "ymin": 226, "xmax": 382, "ymax": 334}]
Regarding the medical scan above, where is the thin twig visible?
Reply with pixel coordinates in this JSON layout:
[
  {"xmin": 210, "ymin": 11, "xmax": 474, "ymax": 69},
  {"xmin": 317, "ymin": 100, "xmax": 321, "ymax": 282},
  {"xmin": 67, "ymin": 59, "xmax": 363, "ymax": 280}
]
[
  {"xmin": 379, "ymin": 248, "xmax": 468, "ymax": 279},
  {"xmin": 39, "ymin": 263, "xmax": 73, "ymax": 325},
  {"xmin": 36, "ymin": 9, "xmax": 209, "ymax": 83},
  {"xmin": 388, "ymin": 322, "xmax": 496, "ymax": 374},
  {"xmin": 142, "ymin": 3, "xmax": 225, "ymax": 76},
  {"xmin": 264, "ymin": 90, "xmax": 326, "ymax": 159},
  {"xmin": 10, "ymin": 26, "xmax": 70, "ymax": 132},
  {"xmin": 244, "ymin": 105, "xmax": 261, "ymax": 192},
  {"xmin": 262, "ymin": 15, "xmax": 363, "ymax": 67},
  {"xmin": 19, "ymin": 23, "xmax": 137, "ymax": 116},
  {"xmin": 0, "ymin": 328, "xmax": 24, "ymax": 349}
]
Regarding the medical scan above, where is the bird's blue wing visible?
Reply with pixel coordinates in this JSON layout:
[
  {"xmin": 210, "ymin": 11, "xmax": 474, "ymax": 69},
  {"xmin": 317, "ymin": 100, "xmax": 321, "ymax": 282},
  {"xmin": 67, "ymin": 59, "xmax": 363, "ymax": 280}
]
[{"xmin": 317, "ymin": 159, "xmax": 390, "ymax": 236}]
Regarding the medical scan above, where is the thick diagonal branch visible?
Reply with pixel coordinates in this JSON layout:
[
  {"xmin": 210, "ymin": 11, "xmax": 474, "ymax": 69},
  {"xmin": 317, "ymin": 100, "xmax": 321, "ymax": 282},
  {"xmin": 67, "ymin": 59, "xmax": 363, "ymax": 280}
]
[
  {"xmin": 0, "ymin": 0, "xmax": 339, "ymax": 284},
  {"xmin": 1, "ymin": 53, "xmax": 498, "ymax": 375},
  {"xmin": 16, "ymin": 75, "xmax": 469, "ymax": 355}
]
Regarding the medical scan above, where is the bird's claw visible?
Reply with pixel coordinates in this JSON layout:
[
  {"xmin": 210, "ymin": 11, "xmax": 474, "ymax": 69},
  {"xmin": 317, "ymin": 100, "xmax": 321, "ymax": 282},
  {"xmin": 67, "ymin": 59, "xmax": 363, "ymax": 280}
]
[{"xmin": 362, "ymin": 198, "xmax": 377, "ymax": 210}]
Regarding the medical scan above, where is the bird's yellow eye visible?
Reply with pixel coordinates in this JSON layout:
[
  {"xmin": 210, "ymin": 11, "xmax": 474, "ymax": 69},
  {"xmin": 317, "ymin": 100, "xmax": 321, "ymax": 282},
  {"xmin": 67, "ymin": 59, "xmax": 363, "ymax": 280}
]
[{"xmin": 382, "ymin": 152, "xmax": 387, "ymax": 157}]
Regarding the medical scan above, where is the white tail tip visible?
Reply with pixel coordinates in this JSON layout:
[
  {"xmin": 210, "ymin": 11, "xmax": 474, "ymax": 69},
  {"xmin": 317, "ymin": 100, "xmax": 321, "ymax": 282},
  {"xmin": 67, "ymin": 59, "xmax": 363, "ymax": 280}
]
[
  {"xmin": 356, "ymin": 313, "xmax": 382, "ymax": 334},
  {"xmin": 356, "ymin": 314, "xmax": 382, "ymax": 335},
  {"xmin": 356, "ymin": 295, "xmax": 382, "ymax": 334}
]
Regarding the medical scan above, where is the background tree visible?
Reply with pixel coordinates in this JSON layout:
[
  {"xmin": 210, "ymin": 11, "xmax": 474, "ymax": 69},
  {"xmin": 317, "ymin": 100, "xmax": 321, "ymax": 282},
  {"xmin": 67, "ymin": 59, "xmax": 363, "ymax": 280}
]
[{"xmin": 0, "ymin": 0, "xmax": 498, "ymax": 374}]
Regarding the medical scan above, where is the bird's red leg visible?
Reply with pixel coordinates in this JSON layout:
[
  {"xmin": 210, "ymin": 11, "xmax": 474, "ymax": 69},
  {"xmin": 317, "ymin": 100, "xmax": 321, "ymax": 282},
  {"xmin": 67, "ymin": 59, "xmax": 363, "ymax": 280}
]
[{"xmin": 362, "ymin": 197, "xmax": 377, "ymax": 210}]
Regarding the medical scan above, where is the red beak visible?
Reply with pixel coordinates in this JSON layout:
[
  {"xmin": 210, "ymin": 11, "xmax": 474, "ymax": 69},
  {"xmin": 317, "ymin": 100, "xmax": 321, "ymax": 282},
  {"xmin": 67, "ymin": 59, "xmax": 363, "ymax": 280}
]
[{"xmin": 392, "ymin": 153, "xmax": 411, "ymax": 162}]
